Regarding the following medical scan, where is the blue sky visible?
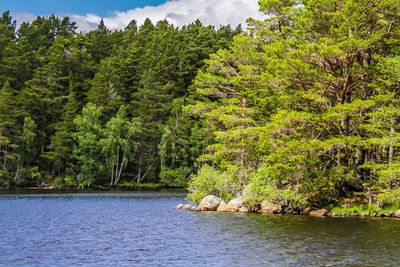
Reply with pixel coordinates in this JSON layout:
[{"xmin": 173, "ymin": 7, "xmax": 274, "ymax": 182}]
[
  {"xmin": 1, "ymin": 0, "xmax": 264, "ymax": 32},
  {"xmin": 0, "ymin": 0, "xmax": 167, "ymax": 17}
]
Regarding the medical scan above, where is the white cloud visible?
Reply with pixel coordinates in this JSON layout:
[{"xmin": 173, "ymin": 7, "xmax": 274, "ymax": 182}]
[
  {"xmin": 12, "ymin": 0, "xmax": 265, "ymax": 32},
  {"xmin": 10, "ymin": 12, "xmax": 37, "ymax": 26}
]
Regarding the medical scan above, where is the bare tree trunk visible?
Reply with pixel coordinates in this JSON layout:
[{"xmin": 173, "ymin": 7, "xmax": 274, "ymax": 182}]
[
  {"xmin": 115, "ymin": 146, "xmax": 127, "ymax": 185},
  {"xmin": 110, "ymin": 162, "xmax": 114, "ymax": 186},
  {"xmin": 115, "ymin": 147, "xmax": 120, "ymax": 185},
  {"xmin": 137, "ymin": 148, "xmax": 142, "ymax": 183},
  {"xmin": 137, "ymin": 155, "xmax": 159, "ymax": 183},
  {"xmin": 14, "ymin": 153, "xmax": 22, "ymax": 183}
]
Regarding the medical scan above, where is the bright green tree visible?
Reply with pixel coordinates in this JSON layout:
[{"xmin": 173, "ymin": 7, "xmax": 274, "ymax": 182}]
[
  {"xmin": 186, "ymin": 35, "xmax": 273, "ymax": 201},
  {"xmin": 246, "ymin": 0, "xmax": 400, "ymax": 207},
  {"xmin": 72, "ymin": 103, "xmax": 104, "ymax": 187},
  {"xmin": 102, "ymin": 105, "xmax": 141, "ymax": 185}
]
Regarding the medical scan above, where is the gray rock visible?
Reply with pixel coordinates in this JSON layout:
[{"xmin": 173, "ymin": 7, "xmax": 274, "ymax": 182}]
[
  {"xmin": 228, "ymin": 196, "xmax": 244, "ymax": 206},
  {"xmin": 182, "ymin": 204, "xmax": 192, "ymax": 210},
  {"xmin": 191, "ymin": 206, "xmax": 199, "ymax": 211},
  {"xmin": 199, "ymin": 195, "xmax": 222, "ymax": 211},
  {"xmin": 218, "ymin": 197, "xmax": 245, "ymax": 212}
]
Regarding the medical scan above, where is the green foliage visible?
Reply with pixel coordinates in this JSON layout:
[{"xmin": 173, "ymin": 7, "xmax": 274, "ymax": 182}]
[
  {"xmin": 0, "ymin": 10, "xmax": 240, "ymax": 188},
  {"xmin": 17, "ymin": 166, "xmax": 41, "ymax": 187},
  {"xmin": 159, "ymin": 166, "xmax": 190, "ymax": 188},
  {"xmin": 5, "ymin": 1, "xmax": 400, "ymax": 213},
  {"xmin": 102, "ymin": 105, "xmax": 141, "ymax": 185},
  {"xmin": 377, "ymin": 189, "xmax": 400, "ymax": 208},
  {"xmin": 187, "ymin": 164, "xmax": 241, "ymax": 203},
  {"xmin": 245, "ymin": 164, "xmax": 308, "ymax": 209},
  {"xmin": 115, "ymin": 182, "xmax": 163, "ymax": 190},
  {"xmin": 55, "ymin": 175, "xmax": 78, "ymax": 189},
  {"xmin": 328, "ymin": 204, "xmax": 379, "ymax": 215},
  {"xmin": 72, "ymin": 103, "xmax": 104, "ymax": 187},
  {"xmin": 328, "ymin": 202, "xmax": 400, "ymax": 215},
  {"xmin": 187, "ymin": 0, "xmax": 400, "ymax": 208}
]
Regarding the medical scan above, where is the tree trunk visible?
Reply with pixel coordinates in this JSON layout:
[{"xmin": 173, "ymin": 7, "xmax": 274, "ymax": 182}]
[
  {"xmin": 115, "ymin": 147, "xmax": 127, "ymax": 185},
  {"xmin": 110, "ymin": 162, "xmax": 114, "ymax": 186},
  {"xmin": 14, "ymin": 154, "xmax": 21, "ymax": 183},
  {"xmin": 137, "ymin": 147, "xmax": 142, "ymax": 183}
]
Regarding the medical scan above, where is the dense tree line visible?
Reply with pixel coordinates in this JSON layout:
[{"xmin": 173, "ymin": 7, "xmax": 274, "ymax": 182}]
[
  {"xmin": 0, "ymin": 11, "xmax": 241, "ymax": 188},
  {"xmin": 2, "ymin": 0, "xmax": 400, "ymax": 211}
]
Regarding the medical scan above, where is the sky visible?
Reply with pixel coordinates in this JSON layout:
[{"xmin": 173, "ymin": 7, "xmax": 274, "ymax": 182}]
[{"xmin": 0, "ymin": 0, "xmax": 265, "ymax": 32}]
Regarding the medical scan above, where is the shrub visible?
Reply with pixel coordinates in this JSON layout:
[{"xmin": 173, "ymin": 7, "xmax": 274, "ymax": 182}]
[
  {"xmin": 159, "ymin": 166, "xmax": 190, "ymax": 187},
  {"xmin": 187, "ymin": 164, "xmax": 240, "ymax": 203},
  {"xmin": 377, "ymin": 189, "xmax": 400, "ymax": 208}
]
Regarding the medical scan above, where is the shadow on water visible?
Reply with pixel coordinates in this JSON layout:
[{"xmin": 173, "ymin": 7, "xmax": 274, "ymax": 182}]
[{"xmin": 189, "ymin": 211, "xmax": 400, "ymax": 266}]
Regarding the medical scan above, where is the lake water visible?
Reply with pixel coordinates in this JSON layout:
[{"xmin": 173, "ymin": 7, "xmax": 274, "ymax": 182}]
[{"xmin": 0, "ymin": 190, "xmax": 399, "ymax": 266}]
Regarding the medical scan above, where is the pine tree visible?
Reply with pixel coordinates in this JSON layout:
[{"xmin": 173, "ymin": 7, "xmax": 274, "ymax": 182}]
[{"xmin": 85, "ymin": 19, "xmax": 112, "ymax": 63}]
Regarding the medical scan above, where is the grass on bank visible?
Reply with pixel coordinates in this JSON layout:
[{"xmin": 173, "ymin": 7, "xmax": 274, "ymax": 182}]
[
  {"xmin": 326, "ymin": 203, "xmax": 400, "ymax": 214},
  {"xmin": 54, "ymin": 176, "xmax": 163, "ymax": 190},
  {"xmin": 115, "ymin": 182, "xmax": 163, "ymax": 190}
]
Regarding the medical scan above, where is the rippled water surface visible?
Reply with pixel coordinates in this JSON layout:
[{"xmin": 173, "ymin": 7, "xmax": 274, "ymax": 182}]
[{"xmin": 1, "ymin": 190, "xmax": 400, "ymax": 266}]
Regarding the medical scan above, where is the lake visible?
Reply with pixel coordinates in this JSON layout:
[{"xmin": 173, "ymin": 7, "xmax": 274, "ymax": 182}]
[{"xmin": 0, "ymin": 190, "xmax": 399, "ymax": 266}]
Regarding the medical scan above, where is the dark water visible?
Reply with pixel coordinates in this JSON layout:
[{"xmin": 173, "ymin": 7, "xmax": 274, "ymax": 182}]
[{"xmin": 1, "ymin": 191, "xmax": 399, "ymax": 266}]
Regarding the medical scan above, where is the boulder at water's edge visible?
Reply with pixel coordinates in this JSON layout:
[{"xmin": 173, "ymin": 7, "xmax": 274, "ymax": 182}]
[
  {"xmin": 260, "ymin": 201, "xmax": 282, "ymax": 214},
  {"xmin": 309, "ymin": 209, "xmax": 327, "ymax": 217},
  {"xmin": 394, "ymin": 210, "xmax": 400, "ymax": 218},
  {"xmin": 199, "ymin": 195, "xmax": 222, "ymax": 211},
  {"xmin": 182, "ymin": 204, "xmax": 192, "ymax": 210}
]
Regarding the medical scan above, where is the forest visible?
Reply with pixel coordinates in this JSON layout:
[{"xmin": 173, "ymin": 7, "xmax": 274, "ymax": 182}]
[
  {"xmin": 2, "ymin": 0, "xmax": 400, "ymax": 210},
  {"xmin": 0, "ymin": 11, "xmax": 241, "ymax": 188}
]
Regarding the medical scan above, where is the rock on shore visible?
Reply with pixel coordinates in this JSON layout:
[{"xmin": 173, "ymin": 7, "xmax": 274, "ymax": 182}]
[
  {"xmin": 176, "ymin": 196, "xmax": 400, "ymax": 219},
  {"xmin": 260, "ymin": 201, "xmax": 282, "ymax": 214},
  {"xmin": 199, "ymin": 195, "xmax": 222, "ymax": 211},
  {"xmin": 182, "ymin": 204, "xmax": 192, "ymax": 210},
  {"xmin": 309, "ymin": 209, "xmax": 327, "ymax": 217},
  {"xmin": 217, "ymin": 197, "xmax": 247, "ymax": 212}
]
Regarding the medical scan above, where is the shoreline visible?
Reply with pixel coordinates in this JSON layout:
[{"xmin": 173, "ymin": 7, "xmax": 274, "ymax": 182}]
[
  {"xmin": 177, "ymin": 205, "xmax": 400, "ymax": 219},
  {"xmin": 176, "ymin": 195, "xmax": 400, "ymax": 219},
  {"xmin": 0, "ymin": 186, "xmax": 187, "ymax": 193}
]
